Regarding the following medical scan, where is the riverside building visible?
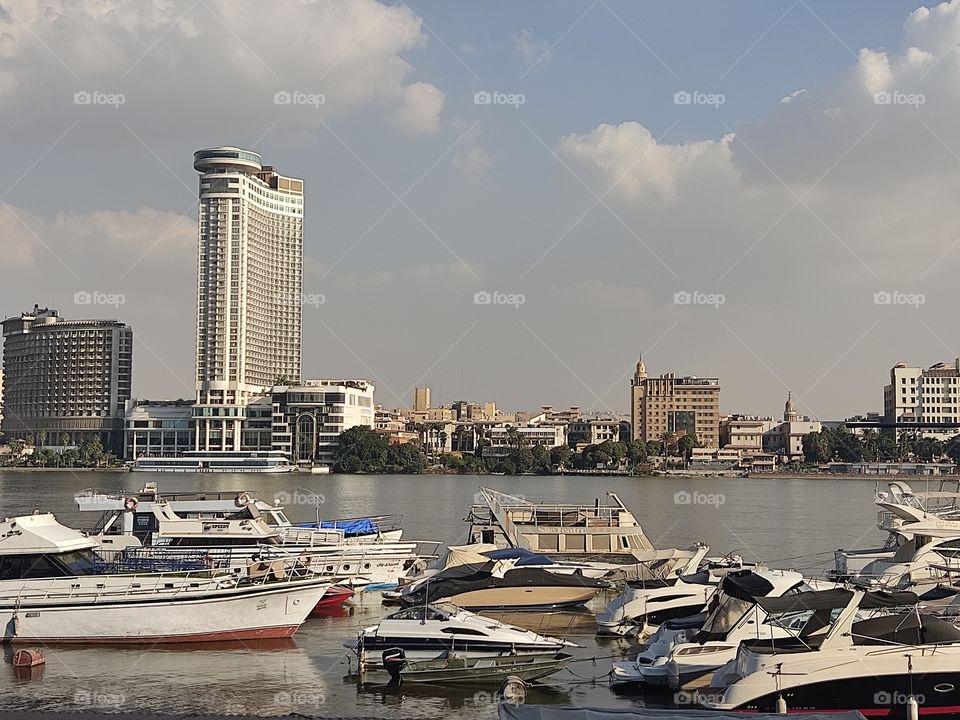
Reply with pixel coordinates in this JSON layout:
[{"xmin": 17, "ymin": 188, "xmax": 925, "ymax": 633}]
[
  {"xmin": 883, "ymin": 359, "xmax": 960, "ymax": 440},
  {"xmin": 629, "ymin": 357, "xmax": 721, "ymax": 448},
  {"xmin": 1, "ymin": 305, "xmax": 132, "ymax": 454},
  {"xmin": 192, "ymin": 147, "xmax": 304, "ymax": 451}
]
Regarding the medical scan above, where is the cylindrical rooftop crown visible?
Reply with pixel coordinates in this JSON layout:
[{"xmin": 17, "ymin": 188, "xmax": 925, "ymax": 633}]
[{"xmin": 194, "ymin": 146, "xmax": 263, "ymax": 173}]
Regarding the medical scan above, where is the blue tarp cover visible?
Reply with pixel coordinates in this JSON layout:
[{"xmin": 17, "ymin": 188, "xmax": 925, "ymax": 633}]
[{"xmin": 298, "ymin": 518, "xmax": 378, "ymax": 535}]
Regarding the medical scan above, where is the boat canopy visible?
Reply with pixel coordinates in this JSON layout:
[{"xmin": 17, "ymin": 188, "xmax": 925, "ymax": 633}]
[
  {"xmin": 498, "ymin": 705, "xmax": 868, "ymax": 720},
  {"xmin": 756, "ymin": 588, "xmax": 919, "ymax": 614},
  {"xmin": 0, "ymin": 514, "xmax": 97, "ymax": 555},
  {"xmin": 720, "ymin": 570, "xmax": 777, "ymax": 601},
  {"xmin": 851, "ymin": 611, "xmax": 960, "ymax": 645}
]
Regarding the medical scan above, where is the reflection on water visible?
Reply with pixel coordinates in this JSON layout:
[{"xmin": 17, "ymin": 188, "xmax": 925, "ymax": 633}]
[{"xmin": 0, "ymin": 471, "xmax": 880, "ymax": 717}]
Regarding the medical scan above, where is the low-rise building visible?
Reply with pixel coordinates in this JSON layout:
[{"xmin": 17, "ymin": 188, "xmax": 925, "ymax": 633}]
[
  {"xmin": 762, "ymin": 393, "xmax": 821, "ymax": 462},
  {"xmin": 124, "ymin": 399, "xmax": 194, "ymax": 459},
  {"xmin": 481, "ymin": 424, "xmax": 566, "ymax": 458}
]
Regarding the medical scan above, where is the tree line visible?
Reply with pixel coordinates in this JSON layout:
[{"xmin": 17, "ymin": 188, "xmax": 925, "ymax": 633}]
[
  {"xmin": 1, "ymin": 434, "xmax": 116, "ymax": 468},
  {"xmin": 801, "ymin": 427, "xmax": 960, "ymax": 465}
]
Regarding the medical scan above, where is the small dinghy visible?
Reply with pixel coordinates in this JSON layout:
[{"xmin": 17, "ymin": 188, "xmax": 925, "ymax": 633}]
[{"xmin": 381, "ymin": 647, "xmax": 573, "ymax": 684}]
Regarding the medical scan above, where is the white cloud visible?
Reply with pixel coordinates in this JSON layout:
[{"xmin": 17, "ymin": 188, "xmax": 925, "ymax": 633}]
[
  {"xmin": 390, "ymin": 81, "xmax": 445, "ymax": 134},
  {"xmin": 779, "ymin": 88, "xmax": 808, "ymax": 104}
]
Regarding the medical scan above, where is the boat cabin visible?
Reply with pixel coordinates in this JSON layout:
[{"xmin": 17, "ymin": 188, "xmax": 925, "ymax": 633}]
[{"xmin": 0, "ymin": 513, "xmax": 101, "ymax": 580}]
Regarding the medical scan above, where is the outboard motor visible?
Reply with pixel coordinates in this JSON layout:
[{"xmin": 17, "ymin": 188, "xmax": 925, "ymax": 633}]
[{"xmin": 382, "ymin": 647, "xmax": 406, "ymax": 683}]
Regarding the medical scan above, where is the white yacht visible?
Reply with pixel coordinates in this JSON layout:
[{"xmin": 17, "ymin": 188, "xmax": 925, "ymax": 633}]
[
  {"xmin": 698, "ymin": 588, "xmax": 960, "ymax": 714},
  {"xmin": 596, "ymin": 546, "xmax": 756, "ymax": 637},
  {"xmin": 130, "ymin": 450, "xmax": 295, "ymax": 473},
  {"xmin": 0, "ymin": 512, "xmax": 330, "ymax": 643},
  {"xmin": 345, "ymin": 602, "xmax": 574, "ymax": 666},
  {"xmin": 85, "ymin": 500, "xmax": 429, "ymax": 588},
  {"xmin": 610, "ymin": 569, "xmax": 819, "ymax": 688}
]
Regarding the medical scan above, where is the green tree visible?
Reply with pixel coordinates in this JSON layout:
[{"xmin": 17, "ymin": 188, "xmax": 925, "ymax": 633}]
[
  {"xmin": 802, "ymin": 431, "xmax": 831, "ymax": 464},
  {"xmin": 385, "ymin": 443, "xmax": 428, "ymax": 473},
  {"xmin": 624, "ymin": 440, "xmax": 647, "ymax": 466},
  {"xmin": 659, "ymin": 431, "xmax": 677, "ymax": 456},
  {"xmin": 550, "ymin": 445, "xmax": 574, "ymax": 471},
  {"xmin": 530, "ymin": 445, "xmax": 551, "ymax": 474},
  {"xmin": 645, "ymin": 440, "xmax": 662, "ymax": 457},
  {"xmin": 678, "ymin": 434, "xmax": 700, "ymax": 458},
  {"xmin": 511, "ymin": 447, "xmax": 535, "ymax": 474},
  {"xmin": 334, "ymin": 426, "xmax": 389, "ymax": 473},
  {"xmin": 945, "ymin": 435, "xmax": 960, "ymax": 465}
]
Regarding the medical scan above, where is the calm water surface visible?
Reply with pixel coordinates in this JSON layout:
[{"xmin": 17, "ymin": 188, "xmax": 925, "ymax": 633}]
[{"xmin": 0, "ymin": 472, "xmax": 889, "ymax": 717}]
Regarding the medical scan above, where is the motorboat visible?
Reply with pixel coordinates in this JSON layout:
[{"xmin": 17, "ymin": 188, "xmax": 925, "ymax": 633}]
[
  {"xmin": 131, "ymin": 450, "xmax": 295, "ymax": 473},
  {"xmin": 0, "ymin": 512, "xmax": 330, "ymax": 643},
  {"xmin": 76, "ymin": 484, "xmax": 404, "ymax": 544},
  {"xmin": 466, "ymin": 487, "xmax": 658, "ymax": 562},
  {"xmin": 449, "ymin": 544, "xmax": 623, "ymax": 580},
  {"xmin": 395, "ymin": 559, "xmax": 611, "ymax": 611},
  {"xmin": 698, "ymin": 588, "xmax": 960, "ymax": 713},
  {"xmin": 596, "ymin": 546, "xmax": 756, "ymax": 637},
  {"xmin": 381, "ymin": 647, "xmax": 573, "ymax": 684},
  {"xmin": 310, "ymin": 584, "xmax": 355, "ymax": 615},
  {"xmin": 89, "ymin": 500, "xmax": 430, "ymax": 588},
  {"xmin": 345, "ymin": 602, "xmax": 574, "ymax": 665},
  {"xmin": 610, "ymin": 569, "xmax": 824, "ymax": 688}
]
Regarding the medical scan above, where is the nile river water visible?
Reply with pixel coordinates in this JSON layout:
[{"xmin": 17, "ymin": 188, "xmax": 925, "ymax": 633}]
[{"xmin": 0, "ymin": 471, "xmax": 892, "ymax": 717}]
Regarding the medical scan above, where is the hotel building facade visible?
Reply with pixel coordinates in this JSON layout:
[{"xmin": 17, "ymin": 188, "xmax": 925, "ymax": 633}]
[
  {"xmin": 630, "ymin": 358, "xmax": 721, "ymax": 448},
  {"xmin": 883, "ymin": 359, "xmax": 960, "ymax": 440},
  {"xmin": 1, "ymin": 306, "xmax": 132, "ymax": 454},
  {"xmin": 192, "ymin": 147, "xmax": 304, "ymax": 451}
]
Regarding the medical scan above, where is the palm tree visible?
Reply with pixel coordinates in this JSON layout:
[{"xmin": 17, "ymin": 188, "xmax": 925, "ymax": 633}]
[
  {"xmin": 860, "ymin": 428, "xmax": 879, "ymax": 462},
  {"xmin": 37, "ymin": 431, "xmax": 47, "ymax": 449},
  {"xmin": 659, "ymin": 431, "xmax": 676, "ymax": 456}
]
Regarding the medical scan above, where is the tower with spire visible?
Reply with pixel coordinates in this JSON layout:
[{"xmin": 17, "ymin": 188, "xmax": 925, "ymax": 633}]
[{"xmin": 784, "ymin": 391, "xmax": 799, "ymax": 422}]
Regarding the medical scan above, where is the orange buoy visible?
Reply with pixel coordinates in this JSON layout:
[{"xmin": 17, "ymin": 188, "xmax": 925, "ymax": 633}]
[{"xmin": 13, "ymin": 649, "xmax": 45, "ymax": 668}]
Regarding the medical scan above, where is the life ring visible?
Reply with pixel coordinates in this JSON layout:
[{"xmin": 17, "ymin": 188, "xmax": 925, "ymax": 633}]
[
  {"xmin": 235, "ymin": 492, "xmax": 251, "ymax": 508},
  {"xmin": 123, "ymin": 497, "xmax": 138, "ymax": 512}
]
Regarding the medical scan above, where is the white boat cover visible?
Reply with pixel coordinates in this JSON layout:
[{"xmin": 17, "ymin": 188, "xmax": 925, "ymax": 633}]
[
  {"xmin": 445, "ymin": 543, "xmax": 501, "ymax": 569},
  {"xmin": 499, "ymin": 706, "xmax": 867, "ymax": 720}
]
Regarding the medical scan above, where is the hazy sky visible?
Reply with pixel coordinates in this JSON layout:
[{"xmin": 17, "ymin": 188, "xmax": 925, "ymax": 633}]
[{"xmin": 1, "ymin": 0, "xmax": 958, "ymax": 421}]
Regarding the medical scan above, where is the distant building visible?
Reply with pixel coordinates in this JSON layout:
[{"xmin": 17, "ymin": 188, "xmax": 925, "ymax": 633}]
[
  {"xmin": 762, "ymin": 393, "xmax": 821, "ymax": 462},
  {"xmin": 413, "ymin": 386, "xmax": 431, "ymax": 412},
  {"xmin": 124, "ymin": 399, "xmax": 194, "ymax": 459},
  {"xmin": 567, "ymin": 418, "xmax": 623, "ymax": 448},
  {"xmin": 192, "ymin": 146, "xmax": 304, "ymax": 452},
  {"xmin": 720, "ymin": 415, "xmax": 776, "ymax": 454},
  {"xmin": 630, "ymin": 357, "xmax": 721, "ymax": 448},
  {"xmin": 271, "ymin": 379, "xmax": 374, "ymax": 466},
  {"xmin": 481, "ymin": 425, "xmax": 566, "ymax": 458},
  {"xmin": 884, "ymin": 359, "xmax": 960, "ymax": 440},
  {"xmin": 2, "ymin": 305, "xmax": 132, "ymax": 455}
]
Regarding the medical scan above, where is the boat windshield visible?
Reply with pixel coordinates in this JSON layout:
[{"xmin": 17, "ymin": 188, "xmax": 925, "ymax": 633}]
[
  {"xmin": 55, "ymin": 549, "xmax": 101, "ymax": 575},
  {"xmin": 387, "ymin": 606, "xmax": 450, "ymax": 621},
  {"xmin": 699, "ymin": 594, "xmax": 754, "ymax": 638}
]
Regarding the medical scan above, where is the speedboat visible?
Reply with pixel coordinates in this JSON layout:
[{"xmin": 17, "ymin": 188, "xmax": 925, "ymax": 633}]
[
  {"xmin": 0, "ymin": 512, "xmax": 330, "ymax": 643},
  {"xmin": 345, "ymin": 602, "xmax": 574, "ymax": 665},
  {"xmin": 698, "ymin": 588, "xmax": 960, "ymax": 713},
  {"xmin": 395, "ymin": 559, "xmax": 611, "ymax": 610},
  {"xmin": 381, "ymin": 647, "xmax": 573, "ymax": 684},
  {"xmin": 610, "ymin": 569, "xmax": 826, "ymax": 689},
  {"xmin": 596, "ymin": 546, "xmax": 755, "ymax": 637}
]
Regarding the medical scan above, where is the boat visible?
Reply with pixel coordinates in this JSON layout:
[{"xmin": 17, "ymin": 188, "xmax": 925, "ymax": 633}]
[
  {"xmin": 345, "ymin": 602, "xmax": 574, "ymax": 665},
  {"xmin": 87, "ymin": 499, "xmax": 430, "ymax": 588},
  {"xmin": 76, "ymin": 484, "xmax": 404, "ymax": 544},
  {"xmin": 610, "ymin": 569, "xmax": 824, "ymax": 688},
  {"xmin": 130, "ymin": 450, "xmax": 295, "ymax": 473},
  {"xmin": 466, "ymin": 487, "xmax": 661, "ymax": 563},
  {"xmin": 498, "ymin": 707, "xmax": 868, "ymax": 720},
  {"xmin": 0, "ymin": 512, "xmax": 330, "ymax": 643},
  {"xmin": 596, "ymin": 546, "xmax": 756, "ymax": 637},
  {"xmin": 395, "ymin": 559, "xmax": 611, "ymax": 611},
  {"xmin": 697, "ymin": 587, "xmax": 960, "ymax": 713},
  {"xmin": 381, "ymin": 647, "xmax": 573, "ymax": 684},
  {"xmin": 310, "ymin": 584, "xmax": 354, "ymax": 615}
]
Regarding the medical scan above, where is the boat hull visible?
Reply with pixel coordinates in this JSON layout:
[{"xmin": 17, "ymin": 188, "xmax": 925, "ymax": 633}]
[
  {"xmin": 398, "ymin": 653, "xmax": 572, "ymax": 684},
  {"xmin": 0, "ymin": 580, "xmax": 329, "ymax": 644},
  {"xmin": 434, "ymin": 587, "xmax": 600, "ymax": 611}
]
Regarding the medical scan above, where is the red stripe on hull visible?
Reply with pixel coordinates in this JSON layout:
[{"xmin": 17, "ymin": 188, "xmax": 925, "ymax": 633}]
[
  {"xmin": 10, "ymin": 625, "xmax": 300, "ymax": 645},
  {"xmin": 736, "ymin": 708, "xmax": 960, "ymax": 717}
]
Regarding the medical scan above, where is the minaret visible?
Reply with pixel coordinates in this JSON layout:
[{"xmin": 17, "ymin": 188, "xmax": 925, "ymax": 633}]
[
  {"xmin": 784, "ymin": 391, "xmax": 799, "ymax": 422},
  {"xmin": 634, "ymin": 356, "xmax": 648, "ymax": 381}
]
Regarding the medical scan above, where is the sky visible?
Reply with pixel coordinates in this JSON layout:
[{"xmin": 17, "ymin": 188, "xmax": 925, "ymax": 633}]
[{"xmin": 1, "ymin": 0, "xmax": 959, "ymax": 422}]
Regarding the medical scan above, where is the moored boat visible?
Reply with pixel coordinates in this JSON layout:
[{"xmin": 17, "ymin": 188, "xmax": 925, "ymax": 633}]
[{"xmin": 381, "ymin": 647, "xmax": 573, "ymax": 684}]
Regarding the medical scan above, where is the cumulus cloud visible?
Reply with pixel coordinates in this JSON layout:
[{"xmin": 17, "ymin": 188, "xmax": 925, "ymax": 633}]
[
  {"xmin": 390, "ymin": 81, "xmax": 445, "ymax": 134},
  {"xmin": 557, "ymin": 122, "xmax": 738, "ymax": 203}
]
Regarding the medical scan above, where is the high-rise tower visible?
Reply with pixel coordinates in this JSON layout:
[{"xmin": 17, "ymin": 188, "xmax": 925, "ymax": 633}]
[{"xmin": 193, "ymin": 147, "xmax": 304, "ymax": 451}]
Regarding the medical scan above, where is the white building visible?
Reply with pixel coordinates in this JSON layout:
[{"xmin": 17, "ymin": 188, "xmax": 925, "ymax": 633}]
[
  {"xmin": 192, "ymin": 147, "xmax": 304, "ymax": 452},
  {"xmin": 124, "ymin": 399, "xmax": 194, "ymax": 459},
  {"xmin": 762, "ymin": 393, "xmax": 821, "ymax": 461},
  {"xmin": 271, "ymin": 380, "xmax": 375, "ymax": 466},
  {"xmin": 884, "ymin": 360, "xmax": 960, "ymax": 440},
  {"xmin": 481, "ymin": 424, "xmax": 566, "ymax": 458}
]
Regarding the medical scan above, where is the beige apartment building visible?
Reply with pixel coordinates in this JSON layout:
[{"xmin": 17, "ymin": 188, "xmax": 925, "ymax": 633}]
[{"xmin": 630, "ymin": 358, "xmax": 721, "ymax": 448}]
